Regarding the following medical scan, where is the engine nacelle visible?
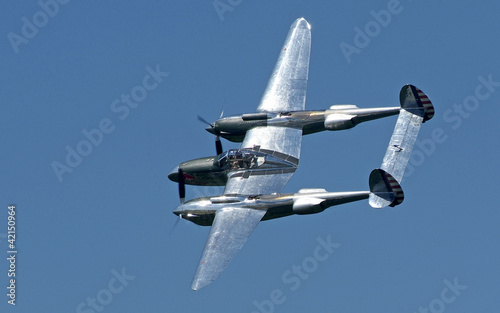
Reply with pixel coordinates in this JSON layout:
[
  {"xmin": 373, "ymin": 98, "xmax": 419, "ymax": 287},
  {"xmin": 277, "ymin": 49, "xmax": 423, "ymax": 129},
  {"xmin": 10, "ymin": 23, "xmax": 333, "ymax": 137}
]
[
  {"xmin": 292, "ymin": 197, "xmax": 325, "ymax": 215},
  {"xmin": 324, "ymin": 113, "xmax": 356, "ymax": 130}
]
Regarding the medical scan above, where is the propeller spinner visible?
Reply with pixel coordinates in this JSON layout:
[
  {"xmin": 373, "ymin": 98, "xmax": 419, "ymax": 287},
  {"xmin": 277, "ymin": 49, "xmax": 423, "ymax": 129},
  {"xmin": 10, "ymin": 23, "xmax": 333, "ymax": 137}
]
[{"xmin": 197, "ymin": 115, "xmax": 223, "ymax": 155}]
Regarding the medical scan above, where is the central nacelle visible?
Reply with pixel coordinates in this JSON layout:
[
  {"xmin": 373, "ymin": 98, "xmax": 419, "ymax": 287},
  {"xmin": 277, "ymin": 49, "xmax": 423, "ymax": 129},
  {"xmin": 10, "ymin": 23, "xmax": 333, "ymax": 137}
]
[{"xmin": 218, "ymin": 149, "xmax": 296, "ymax": 171}]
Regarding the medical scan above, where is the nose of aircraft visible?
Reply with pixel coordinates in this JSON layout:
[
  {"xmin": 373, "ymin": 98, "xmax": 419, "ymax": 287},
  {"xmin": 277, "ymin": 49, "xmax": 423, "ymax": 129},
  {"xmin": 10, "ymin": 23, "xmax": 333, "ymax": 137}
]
[
  {"xmin": 205, "ymin": 126, "xmax": 215, "ymax": 135},
  {"xmin": 168, "ymin": 165, "xmax": 179, "ymax": 182},
  {"xmin": 172, "ymin": 208, "xmax": 182, "ymax": 217}
]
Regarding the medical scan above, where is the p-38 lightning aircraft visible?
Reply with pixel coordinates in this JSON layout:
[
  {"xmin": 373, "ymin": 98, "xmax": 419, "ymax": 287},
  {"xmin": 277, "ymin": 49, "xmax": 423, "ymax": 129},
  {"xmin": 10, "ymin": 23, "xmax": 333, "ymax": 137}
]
[{"xmin": 170, "ymin": 18, "xmax": 434, "ymax": 290}]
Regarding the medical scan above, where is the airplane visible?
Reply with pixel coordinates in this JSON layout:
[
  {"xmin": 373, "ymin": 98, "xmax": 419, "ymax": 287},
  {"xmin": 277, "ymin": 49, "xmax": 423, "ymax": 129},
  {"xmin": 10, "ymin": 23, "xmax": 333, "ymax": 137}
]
[{"xmin": 170, "ymin": 18, "xmax": 434, "ymax": 290}]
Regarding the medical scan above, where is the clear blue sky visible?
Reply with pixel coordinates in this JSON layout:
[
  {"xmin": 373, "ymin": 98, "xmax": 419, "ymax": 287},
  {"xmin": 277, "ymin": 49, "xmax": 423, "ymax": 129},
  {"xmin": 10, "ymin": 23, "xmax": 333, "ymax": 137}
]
[{"xmin": 2, "ymin": 1, "xmax": 499, "ymax": 312}]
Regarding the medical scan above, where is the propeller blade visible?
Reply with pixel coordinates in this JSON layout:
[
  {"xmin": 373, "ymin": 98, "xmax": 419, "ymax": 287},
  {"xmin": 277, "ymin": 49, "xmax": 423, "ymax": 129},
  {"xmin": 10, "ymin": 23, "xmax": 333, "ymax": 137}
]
[
  {"xmin": 197, "ymin": 115, "xmax": 214, "ymax": 128},
  {"xmin": 215, "ymin": 135, "xmax": 223, "ymax": 155},
  {"xmin": 169, "ymin": 216, "xmax": 182, "ymax": 236},
  {"xmin": 178, "ymin": 168, "xmax": 186, "ymax": 204},
  {"xmin": 197, "ymin": 114, "xmax": 223, "ymax": 155}
]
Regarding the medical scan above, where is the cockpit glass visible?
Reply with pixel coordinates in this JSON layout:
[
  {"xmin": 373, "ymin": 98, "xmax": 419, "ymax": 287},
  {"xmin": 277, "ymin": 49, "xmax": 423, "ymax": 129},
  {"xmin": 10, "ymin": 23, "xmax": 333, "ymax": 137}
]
[{"xmin": 217, "ymin": 149, "xmax": 262, "ymax": 170}]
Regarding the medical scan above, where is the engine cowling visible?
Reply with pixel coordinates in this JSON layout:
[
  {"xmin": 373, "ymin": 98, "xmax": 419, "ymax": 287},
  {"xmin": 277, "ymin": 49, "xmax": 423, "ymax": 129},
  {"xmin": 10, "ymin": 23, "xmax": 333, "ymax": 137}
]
[
  {"xmin": 324, "ymin": 113, "xmax": 356, "ymax": 130},
  {"xmin": 292, "ymin": 197, "xmax": 325, "ymax": 215}
]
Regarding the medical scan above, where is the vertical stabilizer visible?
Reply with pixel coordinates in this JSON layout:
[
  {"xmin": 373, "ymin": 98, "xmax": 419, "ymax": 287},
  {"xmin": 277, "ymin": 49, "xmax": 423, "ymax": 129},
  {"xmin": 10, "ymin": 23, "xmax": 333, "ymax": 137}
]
[
  {"xmin": 400, "ymin": 84, "xmax": 434, "ymax": 122},
  {"xmin": 369, "ymin": 169, "xmax": 404, "ymax": 208}
]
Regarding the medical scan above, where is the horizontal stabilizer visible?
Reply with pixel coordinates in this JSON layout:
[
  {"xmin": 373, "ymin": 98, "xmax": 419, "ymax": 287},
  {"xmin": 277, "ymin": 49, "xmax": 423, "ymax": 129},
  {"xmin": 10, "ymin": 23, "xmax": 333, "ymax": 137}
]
[
  {"xmin": 369, "ymin": 169, "xmax": 404, "ymax": 208},
  {"xmin": 380, "ymin": 92, "xmax": 430, "ymax": 183}
]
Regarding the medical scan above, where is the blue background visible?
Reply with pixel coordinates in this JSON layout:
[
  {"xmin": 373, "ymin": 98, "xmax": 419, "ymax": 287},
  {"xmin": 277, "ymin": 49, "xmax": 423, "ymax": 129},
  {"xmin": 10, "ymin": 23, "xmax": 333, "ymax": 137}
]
[{"xmin": 1, "ymin": 1, "xmax": 499, "ymax": 312}]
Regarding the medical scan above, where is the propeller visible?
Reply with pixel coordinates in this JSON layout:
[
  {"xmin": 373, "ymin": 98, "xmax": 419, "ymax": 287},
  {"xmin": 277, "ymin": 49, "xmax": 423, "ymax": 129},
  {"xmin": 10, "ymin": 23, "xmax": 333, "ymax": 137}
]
[
  {"xmin": 178, "ymin": 168, "xmax": 185, "ymax": 204},
  {"xmin": 169, "ymin": 214, "xmax": 182, "ymax": 236},
  {"xmin": 197, "ymin": 115, "xmax": 223, "ymax": 155},
  {"xmin": 215, "ymin": 136, "xmax": 223, "ymax": 156}
]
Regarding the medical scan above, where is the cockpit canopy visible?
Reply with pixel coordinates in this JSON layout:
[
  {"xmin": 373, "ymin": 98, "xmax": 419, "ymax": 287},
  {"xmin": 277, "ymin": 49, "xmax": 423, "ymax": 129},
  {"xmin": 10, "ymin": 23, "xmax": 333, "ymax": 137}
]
[
  {"xmin": 217, "ymin": 148, "xmax": 297, "ymax": 172},
  {"xmin": 218, "ymin": 149, "xmax": 265, "ymax": 171}
]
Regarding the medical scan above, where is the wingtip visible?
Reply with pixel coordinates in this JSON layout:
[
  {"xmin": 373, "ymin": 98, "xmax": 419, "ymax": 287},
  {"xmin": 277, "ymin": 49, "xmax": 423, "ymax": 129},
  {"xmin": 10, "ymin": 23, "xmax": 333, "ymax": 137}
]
[
  {"xmin": 191, "ymin": 281, "xmax": 199, "ymax": 291},
  {"xmin": 293, "ymin": 17, "xmax": 311, "ymax": 30},
  {"xmin": 191, "ymin": 279, "xmax": 210, "ymax": 291}
]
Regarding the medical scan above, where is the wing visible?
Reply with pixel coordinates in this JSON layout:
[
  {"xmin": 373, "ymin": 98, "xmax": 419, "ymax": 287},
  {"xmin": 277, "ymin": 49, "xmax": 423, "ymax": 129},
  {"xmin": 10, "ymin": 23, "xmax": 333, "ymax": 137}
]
[
  {"xmin": 223, "ymin": 126, "xmax": 302, "ymax": 195},
  {"xmin": 191, "ymin": 207, "xmax": 266, "ymax": 290},
  {"xmin": 257, "ymin": 17, "xmax": 311, "ymax": 113}
]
